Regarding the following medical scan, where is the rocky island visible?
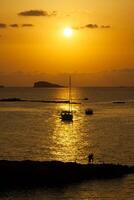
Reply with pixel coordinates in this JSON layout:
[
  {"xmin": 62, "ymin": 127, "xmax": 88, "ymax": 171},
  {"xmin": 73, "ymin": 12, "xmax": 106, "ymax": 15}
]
[{"xmin": 33, "ymin": 81, "xmax": 63, "ymax": 88}]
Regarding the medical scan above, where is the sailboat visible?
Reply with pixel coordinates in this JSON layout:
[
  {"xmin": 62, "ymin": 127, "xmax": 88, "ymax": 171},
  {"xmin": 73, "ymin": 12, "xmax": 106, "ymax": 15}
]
[{"xmin": 60, "ymin": 76, "xmax": 73, "ymax": 121}]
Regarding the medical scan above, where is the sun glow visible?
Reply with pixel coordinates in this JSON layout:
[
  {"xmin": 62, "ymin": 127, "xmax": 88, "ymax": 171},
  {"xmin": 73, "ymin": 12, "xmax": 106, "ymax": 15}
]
[{"xmin": 63, "ymin": 27, "xmax": 73, "ymax": 37}]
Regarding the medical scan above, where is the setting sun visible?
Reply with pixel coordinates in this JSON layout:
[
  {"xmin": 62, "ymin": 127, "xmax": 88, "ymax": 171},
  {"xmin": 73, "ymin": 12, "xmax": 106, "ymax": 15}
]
[
  {"xmin": 63, "ymin": 27, "xmax": 73, "ymax": 37},
  {"xmin": 0, "ymin": 1, "xmax": 134, "ymax": 86}
]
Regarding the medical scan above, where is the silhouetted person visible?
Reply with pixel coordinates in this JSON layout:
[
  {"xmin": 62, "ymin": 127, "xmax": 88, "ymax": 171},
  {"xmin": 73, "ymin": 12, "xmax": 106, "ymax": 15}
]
[{"xmin": 88, "ymin": 153, "xmax": 94, "ymax": 164}]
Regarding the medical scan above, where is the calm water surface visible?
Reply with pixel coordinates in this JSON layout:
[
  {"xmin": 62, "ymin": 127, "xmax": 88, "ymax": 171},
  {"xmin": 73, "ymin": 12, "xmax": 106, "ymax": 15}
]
[{"xmin": 0, "ymin": 87, "xmax": 134, "ymax": 200}]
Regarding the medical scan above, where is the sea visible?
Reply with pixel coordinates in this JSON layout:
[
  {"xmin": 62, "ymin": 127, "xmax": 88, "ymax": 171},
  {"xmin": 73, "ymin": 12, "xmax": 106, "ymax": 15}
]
[{"xmin": 0, "ymin": 87, "xmax": 133, "ymax": 200}]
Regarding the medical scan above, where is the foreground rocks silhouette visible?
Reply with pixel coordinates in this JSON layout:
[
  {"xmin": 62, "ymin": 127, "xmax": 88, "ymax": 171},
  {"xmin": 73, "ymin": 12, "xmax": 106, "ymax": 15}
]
[{"xmin": 0, "ymin": 160, "xmax": 133, "ymax": 188}]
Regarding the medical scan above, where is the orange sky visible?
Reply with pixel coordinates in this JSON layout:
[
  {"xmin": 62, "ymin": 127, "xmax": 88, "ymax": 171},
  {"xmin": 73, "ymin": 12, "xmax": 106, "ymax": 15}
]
[{"xmin": 0, "ymin": 0, "xmax": 134, "ymax": 86}]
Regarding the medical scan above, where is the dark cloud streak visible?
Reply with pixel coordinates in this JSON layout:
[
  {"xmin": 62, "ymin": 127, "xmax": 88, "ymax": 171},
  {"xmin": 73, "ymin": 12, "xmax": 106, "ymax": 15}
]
[
  {"xmin": 85, "ymin": 24, "xmax": 98, "ymax": 28},
  {"xmin": 101, "ymin": 25, "xmax": 111, "ymax": 28},
  {"xmin": 18, "ymin": 10, "xmax": 57, "ymax": 17},
  {"xmin": 73, "ymin": 23, "xmax": 111, "ymax": 30},
  {"xmin": 0, "ymin": 23, "xmax": 34, "ymax": 28},
  {"xmin": 0, "ymin": 23, "xmax": 7, "ymax": 28},
  {"xmin": 10, "ymin": 24, "xmax": 19, "ymax": 28},
  {"xmin": 73, "ymin": 24, "xmax": 98, "ymax": 30},
  {"xmin": 22, "ymin": 24, "xmax": 34, "ymax": 27}
]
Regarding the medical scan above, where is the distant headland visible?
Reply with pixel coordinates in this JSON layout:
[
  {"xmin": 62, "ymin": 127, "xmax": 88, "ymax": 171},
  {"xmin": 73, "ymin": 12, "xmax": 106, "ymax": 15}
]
[
  {"xmin": 0, "ymin": 85, "xmax": 4, "ymax": 88},
  {"xmin": 33, "ymin": 81, "xmax": 63, "ymax": 88}
]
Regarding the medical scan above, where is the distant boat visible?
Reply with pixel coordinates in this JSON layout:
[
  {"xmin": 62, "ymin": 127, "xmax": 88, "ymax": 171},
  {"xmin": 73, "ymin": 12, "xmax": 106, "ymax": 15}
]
[
  {"xmin": 60, "ymin": 76, "xmax": 73, "ymax": 121},
  {"xmin": 85, "ymin": 108, "xmax": 93, "ymax": 115},
  {"xmin": 60, "ymin": 110, "xmax": 73, "ymax": 121}
]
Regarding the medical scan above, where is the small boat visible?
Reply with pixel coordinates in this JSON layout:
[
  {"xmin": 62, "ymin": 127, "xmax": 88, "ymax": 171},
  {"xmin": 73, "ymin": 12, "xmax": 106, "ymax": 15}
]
[
  {"xmin": 61, "ymin": 110, "xmax": 73, "ymax": 121},
  {"xmin": 84, "ymin": 97, "xmax": 88, "ymax": 100},
  {"xmin": 85, "ymin": 108, "xmax": 93, "ymax": 115},
  {"xmin": 60, "ymin": 76, "xmax": 73, "ymax": 122}
]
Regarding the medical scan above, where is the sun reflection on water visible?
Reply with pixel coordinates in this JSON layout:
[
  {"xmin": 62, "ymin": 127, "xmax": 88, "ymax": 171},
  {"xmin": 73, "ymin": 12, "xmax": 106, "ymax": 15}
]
[
  {"xmin": 48, "ymin": 103, "xmax": 92, "ymax": 163},
  {"xmin": 45, "ymin": 88, "xmax": 91, "ymax": 163},
  {"xmin": 50, "ymin": 120, "xmax": 79, "ymax": 162}
]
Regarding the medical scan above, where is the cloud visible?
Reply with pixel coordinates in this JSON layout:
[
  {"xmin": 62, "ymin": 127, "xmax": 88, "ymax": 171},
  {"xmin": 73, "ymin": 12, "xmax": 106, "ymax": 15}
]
[
  {"xmin": 0, "ymin": 23, "xmax": 7, "ymax": 28},
  {"xmin": 85, "ymin": 24, "xmax": 98, "ymax": 29},
  {"xmin": 73, "ymin": 23, "xmax": 111, "ymax": 30},
  {"xmin": 22, "ymin": 24, "xmax": 34, "ymax": 27},
  {"xmin": 0, "ymin": 23, "xmax": 34, "ymax": 28},
  {"xmin": 10, "ymin": 24, "xmax": 19, "ymax": 28},
  {"xmin": 101, "ymin": 25, "xmax": 111, "ymax": 28},
  {"xmin": 18, "ymin": 10, "xmax": 57, "ymax": 17},
  {"xmin": 73, "ymin": 24, "xmax": 98, "ymax": 30}
]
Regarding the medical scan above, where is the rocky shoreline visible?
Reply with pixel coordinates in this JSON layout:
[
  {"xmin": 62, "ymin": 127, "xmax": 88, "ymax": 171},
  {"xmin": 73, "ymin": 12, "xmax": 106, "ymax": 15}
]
[{"xmin": 0, "ymin": 160, "xmax": 133, "ymax": 188}]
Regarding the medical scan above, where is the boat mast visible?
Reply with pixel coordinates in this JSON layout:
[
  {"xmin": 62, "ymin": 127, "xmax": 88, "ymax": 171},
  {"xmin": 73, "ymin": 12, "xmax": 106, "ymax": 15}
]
[{"xmin": 69, "ymin": 75, "xmax": 72, "ymax": 112}]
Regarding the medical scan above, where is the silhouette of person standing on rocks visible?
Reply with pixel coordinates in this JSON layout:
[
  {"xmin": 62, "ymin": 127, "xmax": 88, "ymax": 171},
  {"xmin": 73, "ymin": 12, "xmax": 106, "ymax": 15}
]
[{"xmin": 88, "ymin": 153, "xmax": 94, "ymax": 164}]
